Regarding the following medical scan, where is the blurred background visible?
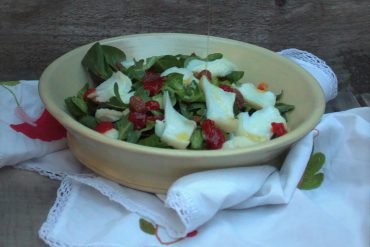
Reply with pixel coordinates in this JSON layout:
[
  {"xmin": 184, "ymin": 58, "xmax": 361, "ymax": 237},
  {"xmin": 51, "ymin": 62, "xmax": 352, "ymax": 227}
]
[{"xmin": 1, "ymin": 0, "xmax": 369, "ymax": 96}]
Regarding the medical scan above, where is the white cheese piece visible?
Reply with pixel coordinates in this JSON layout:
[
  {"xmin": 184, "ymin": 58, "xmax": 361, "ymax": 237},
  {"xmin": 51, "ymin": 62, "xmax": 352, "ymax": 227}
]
[
  {"xmin": 186, "ymin": 58, "xmax": 236, "ymax": 77},
  {"xmin": 236, "ymin": 107, "xmax": 286, "ymax": 142},
  {"xmin": 222, "ymin": 136, "xmax": 259, "ymax": 150},
  {"xmin": 161, "ymin": 67, "xmax": 198, "ymax": 85},
  {"xmin": 88, "ymin": 71, "xmax": 134, "ymax": 103},
  {"xmin": 200, "ymin": 76, "xmax": 238, "ymax": 132},
  {"xmin": 103, "ymin": 128, "xmax": 119, "ymax": 139},
  {"xmin": 154, "ymin": 91, "xmax": 196, "ymax": 149},
  {"xmin": 121, "ymin": 59, "xmax": 135, "ymax": 68},
  {"xmin": 95, "ymin": 108, "xmax": 124, "ymax": 122},
  {"xmin": 233, "ymin": 83, "xmax": 276, "ymax": 108}
]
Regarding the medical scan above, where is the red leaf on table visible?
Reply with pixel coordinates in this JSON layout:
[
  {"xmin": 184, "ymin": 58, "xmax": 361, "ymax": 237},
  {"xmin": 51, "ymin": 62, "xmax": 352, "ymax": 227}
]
[{"xmin": 10, "ymin": 109, "xmax": 66, "ymax": 141}]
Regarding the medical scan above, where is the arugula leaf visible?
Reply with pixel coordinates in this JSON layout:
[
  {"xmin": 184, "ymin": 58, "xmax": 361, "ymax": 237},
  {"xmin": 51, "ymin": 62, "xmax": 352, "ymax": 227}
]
[
  {"xmin": 115, "ymin": 115, "xmax": 133, "ymax": 140},
  {"xmin": 206, "ymin": 53, "xmax": 223, "ymax": 61},
  {"xmin": 138, "ymin": 135, "xmax": 168, "ymax": 148},
  {"xmin": 149, "ymin": 55, "xmax": 181, "ymax": 73},
  {"xmin": 223, "ymin": 71, "xmax": 244, "ymax": 83},
  {"xmin": 190, "ymin": 128, "xmax": 204, "ymax": 150},
  {"xmin": 78, "ymin": 115, "xmax": 97, "ymax": 129},
  {"xmin": 0, "ymin": 81, "xmax": 20, "ymax": 86}
]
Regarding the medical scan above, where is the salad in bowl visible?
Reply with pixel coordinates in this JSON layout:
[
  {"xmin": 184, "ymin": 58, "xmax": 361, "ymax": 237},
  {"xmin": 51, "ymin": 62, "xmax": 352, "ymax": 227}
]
[{"xmin": 65, "ymin": 42, "xmax": 294, "ymax": 150}]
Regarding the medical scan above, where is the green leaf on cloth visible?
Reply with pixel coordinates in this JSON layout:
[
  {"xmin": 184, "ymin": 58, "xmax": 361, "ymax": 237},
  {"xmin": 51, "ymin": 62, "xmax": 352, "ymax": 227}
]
[
  {"xmin": 0, "ymin": 81, "xmax": 20, "ymax": 86},
  {"xmin": 298, "ymin": 152, "xmax": 326, "ymax": 190},
  {"xmin": 139, "ymin": 218, "xmax": 156, "ymax": 235}
]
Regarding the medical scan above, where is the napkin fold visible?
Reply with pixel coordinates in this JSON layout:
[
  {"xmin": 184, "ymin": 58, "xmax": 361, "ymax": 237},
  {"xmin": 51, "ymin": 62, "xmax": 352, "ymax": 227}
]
[
  {"xmin": 38, "ymin": 107, "xmax": 370, "ymax": 246},
  {"xmin": 1, "ymin": 50, "xmax": 367, "ymax": 247}
]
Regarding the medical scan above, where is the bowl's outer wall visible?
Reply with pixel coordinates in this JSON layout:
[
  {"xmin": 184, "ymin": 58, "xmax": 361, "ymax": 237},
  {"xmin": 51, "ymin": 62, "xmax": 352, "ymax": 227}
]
[{"xmin": 39, "ymin": 33, "xmax": 325, "ymax": 193}]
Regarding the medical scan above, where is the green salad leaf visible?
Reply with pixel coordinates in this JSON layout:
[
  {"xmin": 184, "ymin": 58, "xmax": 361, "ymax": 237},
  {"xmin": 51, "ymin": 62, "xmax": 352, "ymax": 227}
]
[
  {"xmin": 115, "ymin": 115, "xmax": 133, "ymax": 140},
  {"xmin": 298, "ymin": 152, "xmax": 326, "ymax": 190},
  {"xmin": 79, "ymin": 115, "xmax": 97, "ymax": 129},
  {"xmin": 124, "ymin": 59, "xmax": 146, "ymax": 81},
  {"xmin": 223, "ymin": 71, "xmax": 244, "ymax": 83},
  {"xmin": 82, "ymin": 42, "xmax": 112, "ymax": 82},
  {"xmin": 139, "ymin": 218, "xmax": 155, "ymax": 235},
  {"xmin": 149, "ymin": 55, "xmax": 181, "ymax": 73},
  {"xmin": 206, "ymin": 53, "xmax": 223, "ymax": 61},
  {"xmin": 65, "ymin": 96, "xmax": 88, "ymax": 118},
  {"xmin": 163, "ymin": 73, "xmax": 204, "ymax": 103},
  {"xmin": 190, "ymin": 128, "xmax": 204, "ymax": 149},
  {"xmin": 102, "ymin": 45, "xmax": 126, "ymax": 71},
  {"xmin": 138, "ymin": 135, "xmax": 169, "ymax": 148}
]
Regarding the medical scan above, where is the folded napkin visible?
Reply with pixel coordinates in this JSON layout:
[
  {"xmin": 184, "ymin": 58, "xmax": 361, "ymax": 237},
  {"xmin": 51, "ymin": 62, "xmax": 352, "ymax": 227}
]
[
  {"xmin": 37, "ymin": 107, "xmax": 370, "ymax": 247},
  {"xmin": 1, "ymin": 50, "xmax": 368, "ymax": 247}
]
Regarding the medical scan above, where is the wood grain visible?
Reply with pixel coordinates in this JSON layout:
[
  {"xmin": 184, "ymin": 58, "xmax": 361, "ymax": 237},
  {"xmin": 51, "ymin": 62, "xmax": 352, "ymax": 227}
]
[
  {"xmin": 0, "ymin": 0, "xmax": 369, "ymax": 95},
  {"xmin": 0, "ymin": 168, "xmax": 60, "ymax": 247}
]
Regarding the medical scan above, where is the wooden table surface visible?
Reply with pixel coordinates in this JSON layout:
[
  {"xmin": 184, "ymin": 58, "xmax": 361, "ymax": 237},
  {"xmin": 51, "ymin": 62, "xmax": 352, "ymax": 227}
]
[{"xmin": 0, "ymin": 1, "xmax": 369, "ymax": 246}]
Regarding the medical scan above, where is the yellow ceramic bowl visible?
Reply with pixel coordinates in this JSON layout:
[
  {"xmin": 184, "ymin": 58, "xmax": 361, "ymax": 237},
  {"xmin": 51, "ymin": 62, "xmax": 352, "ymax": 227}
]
[{"xmin": 39, "ymin": 33, "xmax": 325, "ymax": 193}]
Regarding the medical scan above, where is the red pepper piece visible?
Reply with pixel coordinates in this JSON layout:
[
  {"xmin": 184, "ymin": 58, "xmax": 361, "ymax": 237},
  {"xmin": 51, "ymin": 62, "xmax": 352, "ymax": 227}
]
[
  {"xmin": 129, "ymin": 96, "xmax": 146, "ymax": 113},
  {"xmin": 95, "ymin": 121, "xmax": 114, "ymax": 133},
  {"xmin": 145, "ymin": 100, "xmax": 160, "ymax": 111},
  {"xmin": 201, "ymin": 119, "xmax": 226, "ymax": 149},
  {"xmin": 142, "ymin": 71, "xmax": 165, "ymax": 96},
  {"xmin": 128, "ymin": 111, "xmax": 147, "ymax": 130},
  {"xmin": 195, "ymin": 70, "xmax": 212, "ymax": 81},
  {"xmin": 83, "ymin": 88, "xmax": 96, "ymax": 100},
  {"xmin": 219, "ymin": 85, "xmax": 245, "ymax": 110},
  {"xmin": 271, "ymin": 122, "xmax": 287, "ymax": 137}
]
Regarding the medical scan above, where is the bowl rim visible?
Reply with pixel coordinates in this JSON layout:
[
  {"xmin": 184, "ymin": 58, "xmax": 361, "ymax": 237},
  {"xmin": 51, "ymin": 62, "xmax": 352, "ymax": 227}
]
[{"xmin": 39, "ymin": 32, "xmax": 325, "ymax": 158}]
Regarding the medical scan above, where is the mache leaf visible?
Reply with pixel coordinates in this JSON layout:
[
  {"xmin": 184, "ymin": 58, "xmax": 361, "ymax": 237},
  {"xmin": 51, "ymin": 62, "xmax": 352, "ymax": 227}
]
[
  {"xmin": 126, "ymin": 130, "xmax": 141, "ymax": 143},
  {"xmin": 275, "ymin": 102, "xmax": 295, "ymax": 114},
  {"xmin": 102, "ymin": 45, "xmax": 126, "ymax": 71},
  {"xmin": 206, "ymin": 53, "xmax": 223, "ymax": 61},
  {"xmin": 149, "ymin": 55, "xmax": 181, "ymax": 73},
  {"xmin": 298, "ymin": 173, "xmax": 324, "ymax": 190},
  {"xmin": 78, "ymin": 115, "xmax": 97, "ymax": 129},
  {"xmin": 115, "ymin": 115, "xmax": 133, "ymax": 140},
  {"xmin": 82, "ymin": 42, "xmax": 112, "ymax": 81},
  {"xmin": 138, "ymin": 135, "xmax": 168, "ymax": 148},
  {"xmin": 223, "ymin": 71, "xmax": 244, "ymax": 83},
  {"xmin": 190, "ymin": 128, "xmax": 204, "ymax": 150},
  {"xmin": 139, "ymin": 218, "xmax": 155, "ymax": 235},
  {"xmin": 305, "ymin": 152, "xmax": 326, "ymax": 175}
]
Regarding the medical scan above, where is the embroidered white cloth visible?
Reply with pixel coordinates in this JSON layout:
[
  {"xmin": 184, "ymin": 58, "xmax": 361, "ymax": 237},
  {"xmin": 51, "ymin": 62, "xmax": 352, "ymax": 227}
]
[
  {"xmin": 34, "ymin": 108, "xmax": 370, "ymax": 246},
  {"xmin": 1, "ymin": 50, "xmax": 368, "ymax": 247}
]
